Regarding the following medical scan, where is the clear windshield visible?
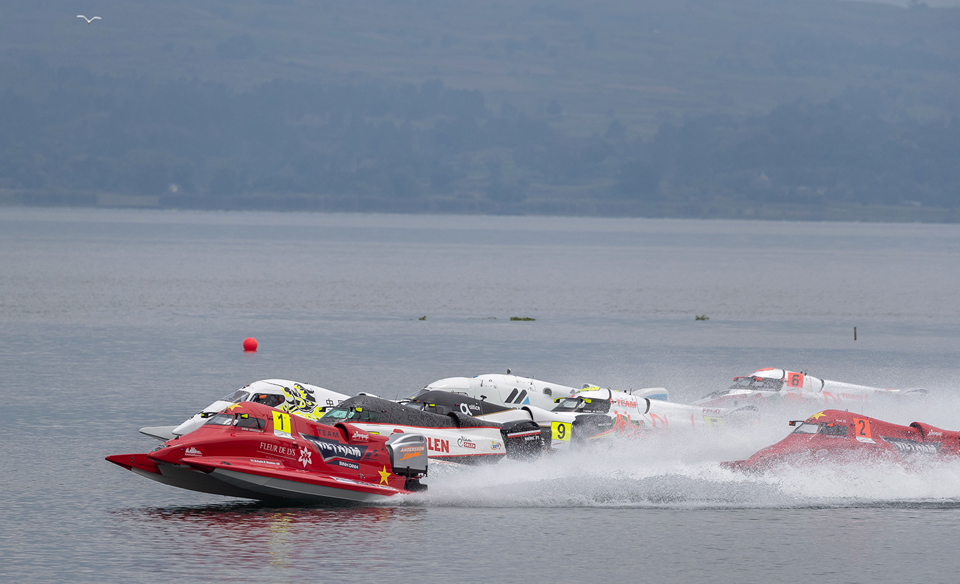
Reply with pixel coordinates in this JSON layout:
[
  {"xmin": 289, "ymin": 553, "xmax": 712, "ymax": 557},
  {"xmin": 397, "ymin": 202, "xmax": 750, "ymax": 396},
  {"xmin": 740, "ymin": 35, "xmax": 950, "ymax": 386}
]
[
  {"xmin": 552, "ymin": 398, "xmax": 581, "ymax": 412},
  {"xmin": 792, "ymin": 422, "xmax": 848, "ymax": 436},
  {"xmin": 219, "ymin": 389, "xmax": 250, "ymax": 403},
  {"xmin": 322, "ymin": 408, "xmax": 351, "ymax": 420},
  {"xmin": 319, "ymin": 408, "xmax": 380, "ymax": 422},
  {"xmin": 204, "ymin": 412, "xmax": 265, "ymax": 429},
  {"xmin": 205, "ymin": 413, "xmax": 236, "ymax": 426}
]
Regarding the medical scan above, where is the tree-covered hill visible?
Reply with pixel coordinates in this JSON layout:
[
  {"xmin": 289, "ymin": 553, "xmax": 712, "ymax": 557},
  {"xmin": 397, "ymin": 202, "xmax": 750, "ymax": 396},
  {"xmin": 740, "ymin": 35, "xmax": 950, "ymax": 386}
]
[{"xmin": 1, "ymin": 0, "xmax": 958, "ymax": 219}]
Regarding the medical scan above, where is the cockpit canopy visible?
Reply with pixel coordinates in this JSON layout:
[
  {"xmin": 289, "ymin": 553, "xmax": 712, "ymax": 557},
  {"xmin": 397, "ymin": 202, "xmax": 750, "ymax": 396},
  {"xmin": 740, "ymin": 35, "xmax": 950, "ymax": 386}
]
[
  {"xmin": 204, "ymin": 410, "xmax": 267, "ymax": 430},
  {"xmin": 552, "ymin": 396, "xmax": 611, "ymax": 414},
  {"xmin": 729, "ymin": 376, "xmax": 784, "ymax": 391},
  {"xmin": 790, "ymin": 421, "xmax": 848, "ymax": 436}
]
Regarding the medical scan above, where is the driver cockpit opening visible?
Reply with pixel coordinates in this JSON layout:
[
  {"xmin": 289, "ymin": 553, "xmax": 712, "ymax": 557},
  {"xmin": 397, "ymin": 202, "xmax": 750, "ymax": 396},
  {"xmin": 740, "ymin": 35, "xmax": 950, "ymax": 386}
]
[{"xmin": 251, "ymin": 393, "xmax": 285, "ymax": 408}]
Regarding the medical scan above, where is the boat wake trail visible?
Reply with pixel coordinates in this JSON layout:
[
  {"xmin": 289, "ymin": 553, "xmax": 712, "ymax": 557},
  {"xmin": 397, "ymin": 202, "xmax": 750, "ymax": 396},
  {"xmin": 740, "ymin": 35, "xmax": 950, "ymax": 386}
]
[{"xmin": 412, "ymin": 426, "xmax": 960, "ymax": 509}]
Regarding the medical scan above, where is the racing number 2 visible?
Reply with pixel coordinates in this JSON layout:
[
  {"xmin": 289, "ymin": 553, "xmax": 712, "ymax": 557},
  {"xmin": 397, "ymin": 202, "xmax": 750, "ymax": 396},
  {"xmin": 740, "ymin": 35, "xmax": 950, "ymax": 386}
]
[
  {"xmin": 551, "ymin": 421, "xmax": 571, "ymax": 442},
  {"xmin": 853, "ymin": 418, "xmax": 871, "ymax": 439}
]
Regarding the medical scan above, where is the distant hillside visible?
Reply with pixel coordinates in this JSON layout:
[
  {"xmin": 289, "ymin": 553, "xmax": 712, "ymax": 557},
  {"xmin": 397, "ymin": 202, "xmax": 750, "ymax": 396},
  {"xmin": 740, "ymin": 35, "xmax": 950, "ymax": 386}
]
[{"xmin": 1, "ymin": 0, "xmax": 958, "ymax": 219}]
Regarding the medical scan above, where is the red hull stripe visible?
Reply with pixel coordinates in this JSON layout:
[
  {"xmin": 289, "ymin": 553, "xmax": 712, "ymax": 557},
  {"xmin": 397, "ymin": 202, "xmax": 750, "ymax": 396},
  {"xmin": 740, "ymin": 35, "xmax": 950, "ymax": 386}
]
[{"xmin": 506, "ymin": 430, "xmax": 541, "ymax": 438}]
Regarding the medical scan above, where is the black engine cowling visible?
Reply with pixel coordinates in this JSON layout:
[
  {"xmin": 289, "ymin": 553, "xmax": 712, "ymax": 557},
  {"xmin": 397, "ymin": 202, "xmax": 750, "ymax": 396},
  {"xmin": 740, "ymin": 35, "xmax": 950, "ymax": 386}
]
[{"xmin": 500, "ymin": 420, "xmax": 544, "ymax": 459}]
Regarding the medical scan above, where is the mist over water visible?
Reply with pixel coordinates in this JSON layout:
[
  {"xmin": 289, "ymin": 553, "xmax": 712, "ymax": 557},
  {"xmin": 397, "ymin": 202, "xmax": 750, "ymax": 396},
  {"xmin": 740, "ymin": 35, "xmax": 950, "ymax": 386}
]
[{"xmin": 2, "ymin": 209, "xmax": 960, "ymax": 582}]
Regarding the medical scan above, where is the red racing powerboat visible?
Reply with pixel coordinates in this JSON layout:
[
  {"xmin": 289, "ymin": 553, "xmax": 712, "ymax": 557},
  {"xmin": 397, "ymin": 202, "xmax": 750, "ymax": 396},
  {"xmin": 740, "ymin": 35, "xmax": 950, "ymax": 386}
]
[
  {"xmin": 723, "ymin": 409, "xmax": 960, "ymax": 471},
  {"xmin": 107, "ymin": 402, "xmax": 428, "ymax": 503}
]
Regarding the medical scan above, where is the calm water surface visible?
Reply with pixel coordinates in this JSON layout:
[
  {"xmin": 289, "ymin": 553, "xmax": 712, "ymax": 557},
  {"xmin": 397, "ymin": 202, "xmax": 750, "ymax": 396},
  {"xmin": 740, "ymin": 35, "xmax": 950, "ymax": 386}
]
[{"xmin": 2, "ymin": 208, "xmax": 960, "ymax": 582}]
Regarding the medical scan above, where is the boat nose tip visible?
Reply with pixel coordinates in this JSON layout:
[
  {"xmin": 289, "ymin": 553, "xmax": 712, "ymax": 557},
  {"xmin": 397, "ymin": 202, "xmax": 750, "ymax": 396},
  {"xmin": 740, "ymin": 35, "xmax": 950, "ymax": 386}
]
[
  {"xmin": 105, "ymin": 453, "xmax": 134, "ymax": 469},
  {"xmin": 147, "ymin": 446, "xmax": 184, "ymax": 465}
]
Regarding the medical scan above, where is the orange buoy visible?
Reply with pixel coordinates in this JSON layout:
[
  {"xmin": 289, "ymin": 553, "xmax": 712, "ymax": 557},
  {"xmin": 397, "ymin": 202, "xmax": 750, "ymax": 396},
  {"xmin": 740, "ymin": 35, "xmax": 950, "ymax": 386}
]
[{"xmin": 243, "ymin": 337, "xmax": 258, "ymax": 352}]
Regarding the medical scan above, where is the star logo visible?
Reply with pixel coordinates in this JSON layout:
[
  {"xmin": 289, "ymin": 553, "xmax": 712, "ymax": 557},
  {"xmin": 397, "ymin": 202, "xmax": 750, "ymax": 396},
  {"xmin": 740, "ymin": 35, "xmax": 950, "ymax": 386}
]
[
  {"xmin": 810, "ymin": 411, "xmax": 826, "ymax": 420},
  {"xmin": 226, "ymin": 403, "xmax": 243, "ymax": 411},
  {"xmin": 378, "ymin": 465, "xmax": 391, "ymax": 485},
  {"xmin": 298, "ymin": 446, "xmax": 312, "ymax": 468}
]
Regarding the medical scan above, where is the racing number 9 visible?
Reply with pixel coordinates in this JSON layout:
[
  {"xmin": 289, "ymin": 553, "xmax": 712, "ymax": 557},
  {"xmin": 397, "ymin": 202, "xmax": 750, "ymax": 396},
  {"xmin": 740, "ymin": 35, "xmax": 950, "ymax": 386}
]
[{"xmin": 551, "ymin": 421, "xmax": 571, "ymax": 442}]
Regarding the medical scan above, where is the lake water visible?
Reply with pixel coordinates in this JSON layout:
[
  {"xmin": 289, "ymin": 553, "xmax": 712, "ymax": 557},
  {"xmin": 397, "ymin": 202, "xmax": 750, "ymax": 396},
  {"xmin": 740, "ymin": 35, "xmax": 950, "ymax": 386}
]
[{"xmin": 2, "ymin": 208, "xmax": 960, "ymax": 583}]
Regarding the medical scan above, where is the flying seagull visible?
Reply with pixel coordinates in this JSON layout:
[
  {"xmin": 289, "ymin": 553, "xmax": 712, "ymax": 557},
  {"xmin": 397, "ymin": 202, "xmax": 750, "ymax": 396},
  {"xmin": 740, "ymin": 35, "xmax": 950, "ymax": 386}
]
[{"xmin": 77, "ymin": 15, "xmax": 102, "ymax": 24}]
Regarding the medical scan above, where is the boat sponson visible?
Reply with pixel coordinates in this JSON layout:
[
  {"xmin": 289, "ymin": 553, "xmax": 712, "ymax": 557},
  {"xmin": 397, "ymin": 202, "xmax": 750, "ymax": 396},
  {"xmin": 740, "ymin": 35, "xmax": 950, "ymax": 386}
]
[{"xmin": 181, "ymin": 457, "xmax": 400, "ymax": 503}]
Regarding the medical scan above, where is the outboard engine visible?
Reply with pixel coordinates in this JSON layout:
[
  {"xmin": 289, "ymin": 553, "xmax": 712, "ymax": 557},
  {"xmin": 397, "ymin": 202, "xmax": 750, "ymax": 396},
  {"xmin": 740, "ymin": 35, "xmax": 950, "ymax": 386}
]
[
  {"xmin": 500, "ymin": 420, "xmax": 544, "ymax": 459},
  {"xmin": 386, "ymin": 433, "xmax": 428, "ymax": 491}
]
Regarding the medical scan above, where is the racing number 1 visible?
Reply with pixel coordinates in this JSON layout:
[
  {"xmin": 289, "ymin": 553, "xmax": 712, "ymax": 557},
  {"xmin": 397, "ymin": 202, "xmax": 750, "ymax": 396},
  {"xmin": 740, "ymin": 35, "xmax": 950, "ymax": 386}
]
[
  {"xmin": 551, "ymin": 421, "xmax": 571, "ymax": 442},
  {"xmin": 273, "ymin": 411, "xmax": 292, "ymax": 437}
]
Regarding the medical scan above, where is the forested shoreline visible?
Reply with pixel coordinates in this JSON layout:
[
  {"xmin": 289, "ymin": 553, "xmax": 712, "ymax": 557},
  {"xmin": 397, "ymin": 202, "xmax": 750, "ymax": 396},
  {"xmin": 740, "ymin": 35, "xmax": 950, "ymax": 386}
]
[{"xmin": 2, "ymin": 62, "xmax": 956, "ymax": 219}]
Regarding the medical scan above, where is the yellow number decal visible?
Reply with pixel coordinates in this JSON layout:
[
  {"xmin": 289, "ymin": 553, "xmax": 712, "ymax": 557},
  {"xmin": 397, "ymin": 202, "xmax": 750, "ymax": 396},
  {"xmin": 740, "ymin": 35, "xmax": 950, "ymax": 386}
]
[
  {"xmin": 703, "ymin": 416, "xmax": 724, "ymax": 428},
  {"xmin": 551, "ymin": 421, "xmax": 571, "ymax": 441},
  {"xmin": 272, "ymin": 411, "xmax": 292, "ymax": 436}
]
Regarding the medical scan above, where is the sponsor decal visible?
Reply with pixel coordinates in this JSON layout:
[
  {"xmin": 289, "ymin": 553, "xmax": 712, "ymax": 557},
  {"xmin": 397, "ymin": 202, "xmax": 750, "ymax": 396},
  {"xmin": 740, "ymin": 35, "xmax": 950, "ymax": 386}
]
[
  {"xmin": 298, "ymin": 445, "xmax": 313, "ymax": 468},
  {"xmin": 457, "ymin": 437, "xmax": 476, "ymax": 449},
  {"xmin": 649, "ymin": 413, "xmax": 668, "ymax": 429},
  {"xmin": 398, "ymin": 446, "xmax": 422, "ymax": 453},
  {"xmin": 612, "ymin": 397, "xmax": 637, "ymax": 408},
  {"xmin": 823, "ymin": 391, "xmax": 867, "ymax": 402},
  {"xmin": 427, "ymin": 437, "xmax": 450, "ymax": 453},
  {"xmin": 351, "ymin": 431, "xmax": 369, "ymax": 442},
  {"xmin": 184, "ymin": 447, "xmax": 202, "ymax": 457},
  {"xmin": 335, "ymin": 460, "xmax": 360, "ymax": 470},
  {"xmin": 314, "ymin": 427, "xmax": 341, "ymax": 439},
  {"xmin": 399, "ymin": 451, "xmax": 422, "ymax": 461},
  {"xmin": 491, "ymin": 441, "xmax": 502, "ymax": 450},
  {"xmin": 259, "ymin": 442, "xmax": 298, "ymax": 458},
  {"xmin": 251, "ymin": 458, "xmax": 281, "ymax": 466},
  {"xmin": 882, "ymin": 437, "xmax": 941, "ymax": 456},
  {"xmin": 302, "ymin": 435, "xmax": 368, "ymax": 462}
]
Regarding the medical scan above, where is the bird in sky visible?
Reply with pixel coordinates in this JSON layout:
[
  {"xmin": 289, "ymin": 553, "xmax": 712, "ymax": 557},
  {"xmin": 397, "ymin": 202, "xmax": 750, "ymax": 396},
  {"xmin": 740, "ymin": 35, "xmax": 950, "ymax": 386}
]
[{"xmin": 77, "ymin": 15, "xmax": 102, "ymax": 24}]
